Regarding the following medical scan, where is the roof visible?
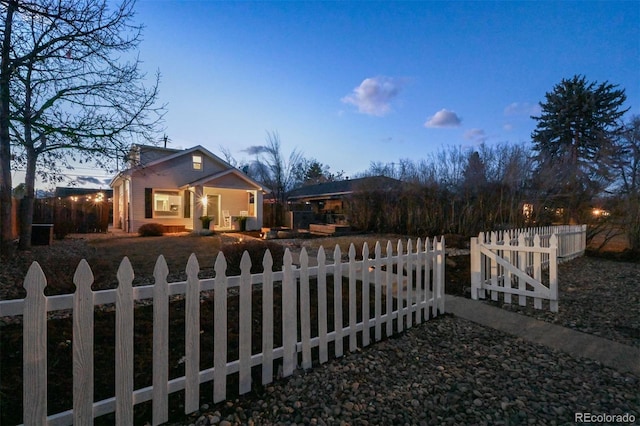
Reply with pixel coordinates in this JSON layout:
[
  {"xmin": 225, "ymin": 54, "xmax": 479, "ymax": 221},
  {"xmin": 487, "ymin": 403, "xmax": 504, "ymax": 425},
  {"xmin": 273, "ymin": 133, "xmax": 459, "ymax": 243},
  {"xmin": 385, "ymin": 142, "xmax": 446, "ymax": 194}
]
[
  {"xmin": 111, "ymin": 144, "xmax": 268, "ymax": 192},
  {"xmin": 287, "ymin": 176, "xmax": 403, "ymax": 201}
]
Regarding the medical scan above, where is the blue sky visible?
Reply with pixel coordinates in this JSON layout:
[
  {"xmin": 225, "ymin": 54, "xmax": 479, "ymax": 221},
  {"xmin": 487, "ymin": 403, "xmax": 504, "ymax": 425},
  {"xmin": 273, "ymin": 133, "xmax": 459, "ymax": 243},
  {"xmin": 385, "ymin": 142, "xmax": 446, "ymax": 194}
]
[{"xmin": 59, "ymin": 1, "xmax": 640, "ymax": 185}]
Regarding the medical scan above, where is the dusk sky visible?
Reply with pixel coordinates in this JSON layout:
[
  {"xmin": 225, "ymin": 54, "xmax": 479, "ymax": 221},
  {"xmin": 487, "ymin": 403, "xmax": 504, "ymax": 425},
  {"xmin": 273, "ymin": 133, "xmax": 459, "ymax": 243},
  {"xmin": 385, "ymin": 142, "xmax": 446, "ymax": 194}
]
[{"xmin": 37, "ymin": 1, "xmax": 640, "ymax": 186}]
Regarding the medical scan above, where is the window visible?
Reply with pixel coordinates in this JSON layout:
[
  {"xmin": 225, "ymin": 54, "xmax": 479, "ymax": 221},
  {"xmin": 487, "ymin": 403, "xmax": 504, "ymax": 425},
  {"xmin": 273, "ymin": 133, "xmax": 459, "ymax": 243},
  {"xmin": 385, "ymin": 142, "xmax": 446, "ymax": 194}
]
[
  {"xmin": 153, "ymin": 190, "xmax": 181, "ymax": 217},
  {"xmin": 193, "ymin": 154, "xmax": 202, "ymax": 170}
]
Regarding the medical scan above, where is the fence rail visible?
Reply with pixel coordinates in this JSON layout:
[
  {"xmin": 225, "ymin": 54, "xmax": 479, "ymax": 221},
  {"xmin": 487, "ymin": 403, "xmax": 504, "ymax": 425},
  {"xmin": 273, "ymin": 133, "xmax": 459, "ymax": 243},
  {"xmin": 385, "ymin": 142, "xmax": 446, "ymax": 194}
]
[
  {"xmin": 0, "ymin": 237, "xmax": 445, "ymax": 425},
  {"xmin": 470, "ymin": 225, "xmax": 586, "ymax": 312}
]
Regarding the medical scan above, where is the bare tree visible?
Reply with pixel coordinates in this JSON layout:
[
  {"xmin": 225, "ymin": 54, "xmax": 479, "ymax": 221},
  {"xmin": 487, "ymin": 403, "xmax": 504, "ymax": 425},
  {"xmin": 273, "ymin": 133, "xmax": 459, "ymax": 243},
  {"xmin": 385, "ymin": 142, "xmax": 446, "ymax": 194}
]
[
  {"xmin": 248, "ymin": 131, "xmax": 303, "ymax": 225},
  {"xmin": 1, "ymin": 0, "xmax": 164, "ymax": 251}
]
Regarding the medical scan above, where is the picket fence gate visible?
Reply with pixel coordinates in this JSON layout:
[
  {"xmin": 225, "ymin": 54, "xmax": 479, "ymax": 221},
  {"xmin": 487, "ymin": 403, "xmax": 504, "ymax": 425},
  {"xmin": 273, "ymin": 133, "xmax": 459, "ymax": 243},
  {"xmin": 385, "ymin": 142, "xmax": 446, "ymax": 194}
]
[
  {"xmin": 470, "ymin": 225, "xmax": 586, "ymax": 312},
  {"xmin": 0, "ymin": 237, "xmax": 445, "ymax": 426}
]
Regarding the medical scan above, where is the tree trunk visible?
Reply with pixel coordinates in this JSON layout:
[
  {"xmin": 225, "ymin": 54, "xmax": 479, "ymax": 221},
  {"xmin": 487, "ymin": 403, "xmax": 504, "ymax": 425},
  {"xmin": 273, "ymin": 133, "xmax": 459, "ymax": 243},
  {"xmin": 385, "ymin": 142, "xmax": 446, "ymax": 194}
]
[
  {"xmin": 0, "ymin": 0, "xmax": 16, "ymax": 257},
  {"xmin": 18, "ymin": 148, "xmax": 37, "ymax": 250}
]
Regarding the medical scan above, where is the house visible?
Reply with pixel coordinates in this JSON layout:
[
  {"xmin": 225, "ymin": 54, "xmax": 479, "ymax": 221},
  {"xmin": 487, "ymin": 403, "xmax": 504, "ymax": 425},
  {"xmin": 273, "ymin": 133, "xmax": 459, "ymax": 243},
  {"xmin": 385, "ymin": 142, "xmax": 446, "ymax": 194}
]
[
  {"xmin": 110, "ymin": 145, "xmax": 268, "ymax": 233},
  {"xmin": 286, "ymin": 176, "xmax": 403, "ymax": 230}
]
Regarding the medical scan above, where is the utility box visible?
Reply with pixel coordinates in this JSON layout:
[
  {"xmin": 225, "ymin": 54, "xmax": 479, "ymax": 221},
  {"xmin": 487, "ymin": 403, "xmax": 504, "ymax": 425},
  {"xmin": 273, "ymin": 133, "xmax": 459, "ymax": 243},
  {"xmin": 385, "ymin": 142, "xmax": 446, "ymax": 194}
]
[{"xmin": 31, "ymin": 224, "xmax": 54, "ymax": 245}]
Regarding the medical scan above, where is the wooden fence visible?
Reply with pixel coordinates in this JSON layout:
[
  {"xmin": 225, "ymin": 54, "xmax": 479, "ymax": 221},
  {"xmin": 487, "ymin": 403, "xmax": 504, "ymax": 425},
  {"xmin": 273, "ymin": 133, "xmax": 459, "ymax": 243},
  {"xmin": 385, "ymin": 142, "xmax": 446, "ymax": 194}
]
[
  {"xmin": 0, "ymin": 237, "xmax": 445, "ymax": 425},
  {"xmin": 470, "ymin": 225, "xmax": 586, "ymax": 312}
]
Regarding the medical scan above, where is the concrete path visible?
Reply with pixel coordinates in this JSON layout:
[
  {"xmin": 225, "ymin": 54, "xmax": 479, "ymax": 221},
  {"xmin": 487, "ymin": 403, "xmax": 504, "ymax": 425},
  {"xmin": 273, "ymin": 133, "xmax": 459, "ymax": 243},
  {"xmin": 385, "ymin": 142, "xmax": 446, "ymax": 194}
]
[{"xmin": 445, "ymin": 295, "xmax": 640, "ymax": 376}]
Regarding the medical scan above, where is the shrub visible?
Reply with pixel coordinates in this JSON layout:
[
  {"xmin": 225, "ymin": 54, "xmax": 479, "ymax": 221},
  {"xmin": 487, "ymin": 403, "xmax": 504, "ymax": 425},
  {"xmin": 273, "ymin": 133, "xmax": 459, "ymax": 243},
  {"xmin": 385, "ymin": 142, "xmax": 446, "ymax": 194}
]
[
  {"xmin": 138, "ymin": 223, "xmax": 164, "ymax": 237},
  {"xmin": 221, "ymin": 240, "xmax": 285, "ymax": 275}
]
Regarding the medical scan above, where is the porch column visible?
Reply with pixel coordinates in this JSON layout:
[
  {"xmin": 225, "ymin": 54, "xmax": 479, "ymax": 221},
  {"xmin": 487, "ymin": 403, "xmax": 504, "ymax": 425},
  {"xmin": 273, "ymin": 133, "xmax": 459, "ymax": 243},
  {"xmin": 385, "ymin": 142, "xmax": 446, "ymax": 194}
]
[
  {"xmin": 194, "ymin": 185, "xmax": 204, "ymax": 231},
  {"xmin": 256, "ymin": 190, "xmax": 264, "ymax": 230},
  {"xmin": 112, "ymin": 184, "xmax": 120, "ymax": 229}
]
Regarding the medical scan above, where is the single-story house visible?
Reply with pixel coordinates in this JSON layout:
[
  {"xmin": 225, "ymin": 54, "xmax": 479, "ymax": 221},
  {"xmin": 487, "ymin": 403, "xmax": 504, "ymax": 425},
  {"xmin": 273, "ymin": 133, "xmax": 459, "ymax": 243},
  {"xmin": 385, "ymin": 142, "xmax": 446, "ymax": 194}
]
[
  {"xmin": 110, "ymin": 144, "xmax": 268, "ymax": 233},
  {"xmin": 286, "ymin": 176, "xmax": 403, "ymax": 229},
  {"xmin": 287, "ymin": 176, "xmax": 403, "ymax": 212}
]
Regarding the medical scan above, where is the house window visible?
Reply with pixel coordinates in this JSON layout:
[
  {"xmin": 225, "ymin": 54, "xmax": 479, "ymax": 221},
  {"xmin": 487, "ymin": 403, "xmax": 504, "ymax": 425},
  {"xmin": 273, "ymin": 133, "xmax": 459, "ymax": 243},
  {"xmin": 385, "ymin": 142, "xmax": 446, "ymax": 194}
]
[
  {"xmin": 154, "ymin": 190, "xmax": 181, "ymax": 217},
  {"xmin": 193, "ymin": 155, "xmax": 202, "ymax": 170}
]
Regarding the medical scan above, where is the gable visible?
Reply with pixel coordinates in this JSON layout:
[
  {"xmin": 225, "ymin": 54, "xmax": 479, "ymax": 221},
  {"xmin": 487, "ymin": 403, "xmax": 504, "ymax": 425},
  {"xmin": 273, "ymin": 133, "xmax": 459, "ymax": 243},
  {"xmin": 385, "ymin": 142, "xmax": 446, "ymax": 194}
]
[{"xmin": 112, "ymin": 145, "xmax": 239, "ymax": 188}]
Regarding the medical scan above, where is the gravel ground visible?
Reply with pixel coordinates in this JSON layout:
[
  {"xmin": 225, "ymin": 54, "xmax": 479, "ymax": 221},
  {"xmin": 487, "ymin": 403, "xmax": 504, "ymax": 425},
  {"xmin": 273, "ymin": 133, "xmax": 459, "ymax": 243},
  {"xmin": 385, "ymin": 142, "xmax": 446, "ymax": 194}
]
[
  {"xmin": 177, "ymin": 316, "xmax": 639, "ymax": 426},
  {"xmin": 486, "ymin": 256, "xmax": 640, "ymax": 348}
]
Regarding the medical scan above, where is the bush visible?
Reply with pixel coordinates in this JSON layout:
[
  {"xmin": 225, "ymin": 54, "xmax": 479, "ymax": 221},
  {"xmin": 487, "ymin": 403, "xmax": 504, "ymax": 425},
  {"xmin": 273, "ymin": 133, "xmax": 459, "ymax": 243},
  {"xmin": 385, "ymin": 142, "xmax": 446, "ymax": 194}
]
[
  {"xmin": 138, "ymin": 223, "xmax": 164, "ymax": 237},
  {"xmin": 221, "ymin": 240, "xmax": 285, "ymax": 275}
]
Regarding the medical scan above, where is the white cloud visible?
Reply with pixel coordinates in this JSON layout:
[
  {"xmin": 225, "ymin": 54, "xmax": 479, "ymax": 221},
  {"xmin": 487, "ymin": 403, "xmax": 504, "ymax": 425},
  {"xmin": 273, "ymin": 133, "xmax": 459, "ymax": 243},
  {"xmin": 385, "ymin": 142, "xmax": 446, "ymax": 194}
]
[
  {"xmin": 341, "ymin": 76, "xmax": 403, "ymax": 116},
  {"xmin": 503, "ymin": 123, "xmax": 514, "ymax": 132},
  {"xmin": 424, "ymin": 109, "xmax": 462, "ymax": 128},
  {"xmin": 504, "ymin": 102, "xmax": 540, "ymax": 116},
  {"xmin": 464, "ymin": 128, "xmax": 487, "ymax": 143}
]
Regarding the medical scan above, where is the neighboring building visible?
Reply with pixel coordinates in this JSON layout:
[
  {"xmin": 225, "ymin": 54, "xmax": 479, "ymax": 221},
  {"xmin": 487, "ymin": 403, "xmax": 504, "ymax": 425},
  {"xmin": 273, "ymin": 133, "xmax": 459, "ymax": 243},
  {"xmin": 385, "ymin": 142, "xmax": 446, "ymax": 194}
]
[
  {"xmin": 110, "ymin": 145, "xmax": 268, "ymax": 233},
  {"xmin": 286, "ymin": 176, "xmax": 403, "ymax": 229},
  {"xmin": 287, "ymin": 176, "xmax": 403, "ymax": 213}
]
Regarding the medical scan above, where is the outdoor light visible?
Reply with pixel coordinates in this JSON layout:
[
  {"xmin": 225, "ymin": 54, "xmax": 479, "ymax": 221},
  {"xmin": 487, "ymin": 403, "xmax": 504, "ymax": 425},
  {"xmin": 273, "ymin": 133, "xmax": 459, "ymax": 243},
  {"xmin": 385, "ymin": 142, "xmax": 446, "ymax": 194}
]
[{"xmin": 200, "ymin": 195, "xmax": 208, "ymax": 205}]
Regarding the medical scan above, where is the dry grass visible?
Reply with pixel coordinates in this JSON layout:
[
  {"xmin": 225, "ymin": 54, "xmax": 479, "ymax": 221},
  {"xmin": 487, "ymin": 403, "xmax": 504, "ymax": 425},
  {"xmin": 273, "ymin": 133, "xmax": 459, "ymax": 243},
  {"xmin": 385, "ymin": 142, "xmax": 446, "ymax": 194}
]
[{"xmin": 0, "ymin": 232, "xmax": 228, "ymax": 299}]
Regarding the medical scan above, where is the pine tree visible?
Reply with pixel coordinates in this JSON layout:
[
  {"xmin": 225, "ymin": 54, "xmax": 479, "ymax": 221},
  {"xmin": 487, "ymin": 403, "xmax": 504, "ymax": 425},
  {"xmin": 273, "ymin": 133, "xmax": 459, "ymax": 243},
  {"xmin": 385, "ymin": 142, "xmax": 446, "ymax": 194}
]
[{"xmin": 531, "ymin": 75, "xmax": 628, "ymax": 223}]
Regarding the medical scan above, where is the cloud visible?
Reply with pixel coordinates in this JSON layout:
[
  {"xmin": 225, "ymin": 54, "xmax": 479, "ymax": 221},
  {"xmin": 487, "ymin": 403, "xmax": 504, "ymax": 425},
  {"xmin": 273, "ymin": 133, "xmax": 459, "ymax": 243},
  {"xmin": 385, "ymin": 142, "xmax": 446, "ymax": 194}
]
[
  {"xmin": 503, "ymin": 123, "xmax": 514, "ymax": 132},
  {"xmin": 464, "ymin": 128, "xmax": 487, "ymax": 143},
  {"xmin": 424, "ymin": 109, "xmax": 462, "ymax": 128},
  {"xmin": 504, "ymin": 102, "xmax": 540, "ymax": 116},
  {"xmin": 76, "ymin": 176, "xmax": 104, "ymax": 186},
  {"xmin": 341, "ymin": 76, "xmax": 403, "ymax": 116},
  {"xmin": 242, "ymin": 145, "xmax": 269, "ymax": 156}
]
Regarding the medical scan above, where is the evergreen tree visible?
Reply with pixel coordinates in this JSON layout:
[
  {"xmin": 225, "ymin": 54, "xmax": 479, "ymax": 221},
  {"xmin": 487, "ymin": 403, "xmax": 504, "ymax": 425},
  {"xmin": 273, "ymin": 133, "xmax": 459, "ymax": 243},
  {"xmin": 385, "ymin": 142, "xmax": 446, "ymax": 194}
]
[{"xmin": 531, "ymin": 75, "xmax": 628, "ymax": 223}]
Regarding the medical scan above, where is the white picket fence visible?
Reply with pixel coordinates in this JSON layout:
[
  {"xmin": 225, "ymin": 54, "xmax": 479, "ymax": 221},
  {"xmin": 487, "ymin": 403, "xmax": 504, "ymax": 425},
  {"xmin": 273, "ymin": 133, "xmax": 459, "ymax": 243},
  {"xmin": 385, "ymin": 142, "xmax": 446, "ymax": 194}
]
[
  {"xmin": 470, "ymin": 225, "xmax": 586, "ymax": 312},
  {"xmin": 0, "ymin": 237, "xmax": 445, "ymax": 425}
]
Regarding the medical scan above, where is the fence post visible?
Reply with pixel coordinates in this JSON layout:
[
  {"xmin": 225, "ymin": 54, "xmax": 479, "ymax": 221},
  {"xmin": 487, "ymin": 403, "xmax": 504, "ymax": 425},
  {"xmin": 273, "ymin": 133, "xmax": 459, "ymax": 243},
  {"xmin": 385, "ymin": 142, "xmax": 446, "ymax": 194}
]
[
  {"xmin": 549, "ymin": 234, "xmax": 559, "ymax": 313},
  {"xmin": 470, "ymin": 237, "xmax": 480, "ymax": 300},
  {"xmin": 437, "ymin": 236, "xmax": 445, "ymax": 314}
]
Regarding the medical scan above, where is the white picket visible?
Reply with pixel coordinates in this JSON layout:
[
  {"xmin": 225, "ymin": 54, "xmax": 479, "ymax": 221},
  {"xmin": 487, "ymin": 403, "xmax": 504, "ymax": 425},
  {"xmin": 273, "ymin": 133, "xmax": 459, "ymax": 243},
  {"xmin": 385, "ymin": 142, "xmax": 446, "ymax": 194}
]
[
  {"xmin": 116, "ymin": 257, "xmax": 135, "ymax": 425},
  {"xmin": 348, "ymin": 244, "xmax": 357, "ymax": 352},
  {"xmin": 396, "ymin": 240, "xmax": 404, "ymax": 333},
  {"xmin": 415, "ymin": 238, "xmax": 424, "ymax": 323},
  {"xmin": 184, "ymin": 254, "xmax": 201, "ymax": 413},
  {"xmin": 23, "ymin": 262, "xmax": 48, "ymax": 426},
  {"xmin": 73, "ymin": 260, "xmax": 94, "ymax": 425},
  {"xmin": 374, "ymin": 241, "xmax": 382, "ymax": 341},
  {"xmin": 213, "ymin": 252, "xmax": 228, "ymax": 403},
  {"xmin": 518, "ymin": 233, "xmax": 527, "ymax": 306},
  {"xmin": 282, "ymin": 249, "xmax": 297, "ymax": 376},
  {"xmin": 239, "ymin": 252, "xmax": 252, "ymax": 394},
  {"xmin": 333, "ymin": 245, "xmax": 343, "ymax": 357},
  {"xmin": 299, "ymin": 248, "xmax": 312, "ymax": 369},
  {"xmin": 406, "ymin": 239, "xmax": 413, "ymax": 329},
  {"xmin": 317, "ymin": 246, "xmax": 329, "ymax": 364},
  {"xmin": 361, "ymin": 242, "xmax": 370, "ymax": 347},
  {"xmin": 437, "ymin": 237, "xmax": 445, "ymax": 314},
  {"xmin": 385, "ymin": 241, "xmax": 393, "ymax": 338},
  {"xmin": 152, "ymin": 255, "xmax": 170, "ymax": 425},
  {"xmin": 261, "ymin": 250, "xmax": 274, "ymax": 384},
  {"xmin": 532, "ymin": 235, "xmax": 543, "ymax": 310}
]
